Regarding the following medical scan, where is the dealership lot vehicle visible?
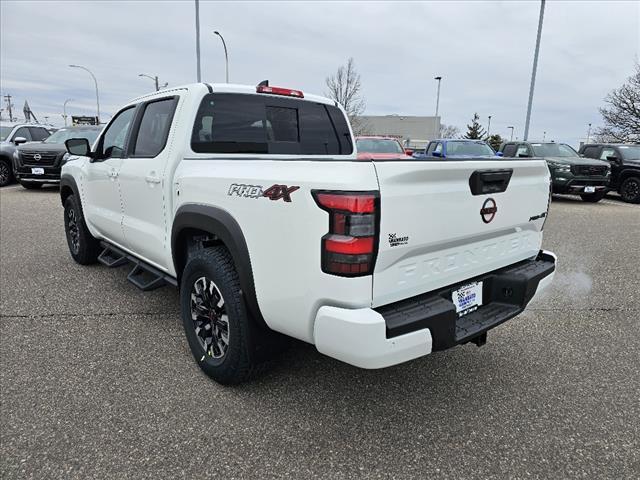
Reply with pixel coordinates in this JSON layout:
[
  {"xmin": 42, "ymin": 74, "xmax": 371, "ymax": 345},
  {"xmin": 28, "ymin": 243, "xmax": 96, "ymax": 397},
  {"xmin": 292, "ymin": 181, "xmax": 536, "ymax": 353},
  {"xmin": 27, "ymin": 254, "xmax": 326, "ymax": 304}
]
[
  {"xmin": 499, "ymin": 141, "xmax": 610, "ymax": 202},
  {"xmin": 355, "ymin": 135, "xmax": 413, "ymax": 159},
  {"xmin": 0, "ymin": 122, "xmax": 51, "ymax": 186},
  {"xmin": 13, "ymin": 125, "xmax": 102, "ymax": 189},
  {"xmin": 413, "ymin": 138, "xmax": 501, "ymax": 159},
  {"xmin": 1, "ymin": 187, "xmax": 638, "ymax": 479},
  {"xmin": 579, "ymin": 143, "xmax": 640, "ymax": 203},
  {"xmin": 60, "ymin": 82, "xmax": 556, "ymax": 384}
]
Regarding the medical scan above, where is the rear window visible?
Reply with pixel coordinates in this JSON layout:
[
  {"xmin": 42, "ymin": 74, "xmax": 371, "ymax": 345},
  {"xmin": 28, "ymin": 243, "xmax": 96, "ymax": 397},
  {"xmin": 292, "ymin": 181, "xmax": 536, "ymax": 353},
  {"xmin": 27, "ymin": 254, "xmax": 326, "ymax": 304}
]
[
  {"xmin": 191, "ymin": 93, "xmax": 353, "ymax": 155},
  {"xmin": 445, "ymin": 141, "xmax": 495, "ymax": 157},
  {"xmin": 356, "ymin": 138, "xmax": 403, "ymax": 154}
]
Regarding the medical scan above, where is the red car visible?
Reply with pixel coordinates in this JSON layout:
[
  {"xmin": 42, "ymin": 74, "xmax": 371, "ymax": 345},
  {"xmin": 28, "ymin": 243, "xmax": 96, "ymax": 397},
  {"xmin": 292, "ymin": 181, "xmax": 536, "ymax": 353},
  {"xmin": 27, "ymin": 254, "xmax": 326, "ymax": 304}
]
[{"xmin": 355, "ymin": 136, "xmax": 413, "ymax": 160}]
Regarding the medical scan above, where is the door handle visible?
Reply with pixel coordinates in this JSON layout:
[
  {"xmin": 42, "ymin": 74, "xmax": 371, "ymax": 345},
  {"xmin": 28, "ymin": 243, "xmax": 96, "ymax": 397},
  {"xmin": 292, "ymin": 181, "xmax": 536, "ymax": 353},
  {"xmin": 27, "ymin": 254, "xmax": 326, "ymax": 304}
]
[{"xmin": 145, "ymin": 174, "xmax": 161, "ymax": 184}]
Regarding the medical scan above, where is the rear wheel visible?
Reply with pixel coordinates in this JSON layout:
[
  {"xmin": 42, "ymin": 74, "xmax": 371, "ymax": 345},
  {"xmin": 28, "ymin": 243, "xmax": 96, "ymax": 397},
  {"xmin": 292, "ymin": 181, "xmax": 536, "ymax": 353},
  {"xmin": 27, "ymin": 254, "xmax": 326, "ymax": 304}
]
[
  {"xmin": 0, "ymin": 159, "xmax": 13, "ymax": 187},
  {"xmin": 20, "ymin": 181, "xmax": 43, "ymax": 190},
  {"xmin": 180, "ymin": 247, "xmax": 263, "ymax": 385},
  {"xmin": 63, "ymin": 194, "xmax": 100, "ymax": 264},
  {"xmin": 620, "ymin": 176, "xmax": 640, "ymax": 204},
  {"xmin": 580, "ymin": 191, "xmax": 606, "ymax": 203}
]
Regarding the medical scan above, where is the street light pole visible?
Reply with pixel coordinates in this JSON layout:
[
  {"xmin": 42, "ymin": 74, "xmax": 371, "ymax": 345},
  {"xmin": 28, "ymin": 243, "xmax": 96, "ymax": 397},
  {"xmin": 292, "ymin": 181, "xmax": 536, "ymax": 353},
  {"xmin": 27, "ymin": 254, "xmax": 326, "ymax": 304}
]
[
  {"xmin": 139, "ymin": 73, "xmax": 167, "ymax": 91},
  {"xmin": 213, "ymin": 31, "xmax": 229, "ymax": 83},
  {"xmin": 586, "ymin": 123, "xmax": 592, "ymax": 144},
  {"xmin": 543, "ymin": 131, "xmax": 546, "ymax": 141},
  {"xmin": 487, "ymin": 115, "xmax": 492, "ymax": 139},
  {"xmin": 434, "ymin": 76, "xmax": 442, "ymax": 118},
  {"xmin": 508, "ymin": 126, "xmax": 515, "ymax": 141},
  {"xmin": 523, "ymin": 0, "xmax": 546, "ymax": 141},
  {"xmin": 69, "ymin": 64, "xmax": 100, "ymax": 124},
  {"xmin": 63, "ymin": 98, "xmax": 74, "ymax": 126},
  {"xmin": 195, "ymin": 0, "xmax": 202, "ymax": 82}
]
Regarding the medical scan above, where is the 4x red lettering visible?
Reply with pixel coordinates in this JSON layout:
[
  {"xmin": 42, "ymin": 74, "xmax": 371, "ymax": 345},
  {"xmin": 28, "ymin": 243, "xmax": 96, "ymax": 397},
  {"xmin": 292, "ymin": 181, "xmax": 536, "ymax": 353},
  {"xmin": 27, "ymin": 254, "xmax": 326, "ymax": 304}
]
[{"xmin": 262, "ymin": 184, "xmax": 300, "ymax": 202}]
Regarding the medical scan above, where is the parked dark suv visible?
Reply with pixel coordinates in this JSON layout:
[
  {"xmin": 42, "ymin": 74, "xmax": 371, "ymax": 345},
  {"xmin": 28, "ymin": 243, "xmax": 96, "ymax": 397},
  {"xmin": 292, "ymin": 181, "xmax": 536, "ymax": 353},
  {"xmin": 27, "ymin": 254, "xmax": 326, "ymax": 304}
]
[
  {"xmin": 13, "ymin": 126, "xmax": 101, "ymax": 189},
  {"xmin": 499, "ymin": 141, "xmax": 610, "ymax": 202},
  {"xmin": 579, "ymin": 143, "xmax": 640, "ymax": 204}
]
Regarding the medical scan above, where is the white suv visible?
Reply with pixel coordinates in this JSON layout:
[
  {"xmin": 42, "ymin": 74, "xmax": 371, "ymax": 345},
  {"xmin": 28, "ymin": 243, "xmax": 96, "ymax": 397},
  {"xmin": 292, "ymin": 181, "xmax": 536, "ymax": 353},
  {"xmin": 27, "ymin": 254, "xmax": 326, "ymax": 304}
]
[{"xmin": 60, "ymin": 82, "xmax": 557, "ymax": 384}]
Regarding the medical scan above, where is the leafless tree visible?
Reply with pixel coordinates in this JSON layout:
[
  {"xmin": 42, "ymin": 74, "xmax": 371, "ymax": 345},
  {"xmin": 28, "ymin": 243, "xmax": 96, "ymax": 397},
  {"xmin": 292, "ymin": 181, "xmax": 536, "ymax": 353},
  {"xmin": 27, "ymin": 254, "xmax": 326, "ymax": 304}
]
[
  {"xmin": 440, "ymin": 124, "xmax": 460, "ymax": 138},
  {"xmin": 325, "ymin": 57, "xmax": 366, "ymax": 133},
  {"xmin": 595, "ymin": 63, "xmax": 640, "ymax": 143}
]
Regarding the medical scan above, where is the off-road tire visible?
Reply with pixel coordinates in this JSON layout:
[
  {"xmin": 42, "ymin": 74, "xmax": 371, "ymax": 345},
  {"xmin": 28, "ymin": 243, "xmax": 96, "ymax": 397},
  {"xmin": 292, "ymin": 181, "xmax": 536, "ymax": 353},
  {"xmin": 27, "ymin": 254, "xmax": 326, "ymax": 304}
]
[
  {"xmin": 579, "ymin": 191, "xmax": 606, "ymax": 203},
  {"xmin": 180, "ymin": 247, "xmax": 265, "ymax": 385},
  {"xmin": 20, "ymin": 181, "xmax": 43, "ymax": 190},
  {"xmin": 619, "ymin": 176, "xmax": 640, "ymax": 204},
  {"xmin": 63, "ymin": 194, "xmax": 100, "ymax": 264}
]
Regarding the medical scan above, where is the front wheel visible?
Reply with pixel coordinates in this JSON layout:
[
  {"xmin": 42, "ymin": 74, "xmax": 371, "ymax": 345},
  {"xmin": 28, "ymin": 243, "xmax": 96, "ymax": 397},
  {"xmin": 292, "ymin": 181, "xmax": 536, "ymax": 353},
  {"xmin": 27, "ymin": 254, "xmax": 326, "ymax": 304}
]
[
  {"xmin": 580, "ymin": 191, "xmax": 606, "ymax": 203},
  {"xmin": 63, "ymin": 194, "xmax": 100, "ymax": 264},
  {"xmin": 180, "ymin": 247, "xmax": 262, "ymax": 385},
  {"xmin": 620, "ymin": 177, "xmax": 640, "ymax": 204},
  {"xmin": 0, "ymin": 159, "xmax": 13, "ymax": 187}
]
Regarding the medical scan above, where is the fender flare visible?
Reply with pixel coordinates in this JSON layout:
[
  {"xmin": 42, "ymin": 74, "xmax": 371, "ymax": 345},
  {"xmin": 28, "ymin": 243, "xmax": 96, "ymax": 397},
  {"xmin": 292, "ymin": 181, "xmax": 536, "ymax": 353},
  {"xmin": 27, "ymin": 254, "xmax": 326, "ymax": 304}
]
[
  {"xmin": 60, "ymin": 175, "xmax": 81, "ymax": 206},
  {"xmin": 619, "ymin": 167, "xmax": 640, "ymax": 184},
  {"xmin": 171, "ymin": 204, "xmax": 266, "ymax": 327}
]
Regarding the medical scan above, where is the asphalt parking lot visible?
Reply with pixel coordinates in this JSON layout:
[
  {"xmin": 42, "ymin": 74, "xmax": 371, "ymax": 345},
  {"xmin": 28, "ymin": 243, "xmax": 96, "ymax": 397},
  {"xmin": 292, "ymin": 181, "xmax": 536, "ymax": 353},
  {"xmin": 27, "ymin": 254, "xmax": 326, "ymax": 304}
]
[{"xmin": 1, "ymin": 184, "xmax": 639, "ymax": 479}]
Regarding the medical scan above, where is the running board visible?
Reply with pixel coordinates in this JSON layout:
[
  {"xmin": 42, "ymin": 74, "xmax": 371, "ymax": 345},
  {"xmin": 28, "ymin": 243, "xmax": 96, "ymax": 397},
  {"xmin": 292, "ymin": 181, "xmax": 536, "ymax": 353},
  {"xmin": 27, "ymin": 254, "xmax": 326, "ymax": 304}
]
[{"xmin": 98, "ymin": 242, "xmax": 178, "ymax": 291}]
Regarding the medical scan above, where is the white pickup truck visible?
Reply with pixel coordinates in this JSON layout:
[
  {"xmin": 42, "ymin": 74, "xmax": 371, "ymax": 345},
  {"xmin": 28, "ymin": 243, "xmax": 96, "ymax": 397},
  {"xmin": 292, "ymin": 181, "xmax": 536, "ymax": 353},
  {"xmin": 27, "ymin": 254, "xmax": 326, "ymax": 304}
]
[{"xmin": 60, "ymin": 82, "xmax": 557, "ymax": 384}]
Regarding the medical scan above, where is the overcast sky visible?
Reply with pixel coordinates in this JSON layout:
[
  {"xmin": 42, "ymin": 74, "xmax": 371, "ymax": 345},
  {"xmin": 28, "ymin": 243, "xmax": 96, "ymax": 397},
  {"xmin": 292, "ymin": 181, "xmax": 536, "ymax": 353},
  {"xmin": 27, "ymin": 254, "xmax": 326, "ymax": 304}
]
[{"xmin": 1, "ymin": 0, "xmax": 638, "ymax": 145}]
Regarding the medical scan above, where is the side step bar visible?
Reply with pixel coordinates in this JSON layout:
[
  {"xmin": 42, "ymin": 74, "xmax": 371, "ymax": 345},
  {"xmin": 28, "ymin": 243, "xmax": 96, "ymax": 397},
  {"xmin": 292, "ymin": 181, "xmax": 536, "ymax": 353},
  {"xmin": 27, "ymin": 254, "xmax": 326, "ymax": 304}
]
[{"xmin": 98, "ymin": 241, "xmax": 178, "ymax": 291}]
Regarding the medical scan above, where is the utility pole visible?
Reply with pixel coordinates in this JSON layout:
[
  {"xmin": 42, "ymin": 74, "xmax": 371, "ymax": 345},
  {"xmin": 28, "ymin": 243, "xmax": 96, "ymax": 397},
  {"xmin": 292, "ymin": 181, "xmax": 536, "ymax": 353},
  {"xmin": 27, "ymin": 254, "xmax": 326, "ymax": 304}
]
[
  {"xmin": 508, "ymin": 126, "xmax": 515, "ymax": 141},
  {"xmin": 3, "ymin": 94, "xmax": 14, "ymax": 122},
  {"xmin": 487, "ymin": 115, "xmax": 492, "ymax": 139},
  {"xmin": 543, "ymin": 131, "xmax": 546, "ymax": 141},
  {"xmin": 523, "ymin": 0, "xmax": 546, "ymax": 141},
  {"xmin": 586, "ymin": 123, "xmax": 592, "ymax": 144},
  {"xmin": 195, "ymin": 0, "xmax": 202, "ymax": 82}
]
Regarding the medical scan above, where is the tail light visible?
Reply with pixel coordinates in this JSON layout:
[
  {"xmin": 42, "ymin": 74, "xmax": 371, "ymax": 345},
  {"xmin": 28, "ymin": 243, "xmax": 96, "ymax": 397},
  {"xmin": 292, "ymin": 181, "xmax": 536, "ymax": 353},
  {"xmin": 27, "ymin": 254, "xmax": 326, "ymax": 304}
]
[{"xmin": 313, "ymin": 191, "xmax": 380, "ymax": 277}]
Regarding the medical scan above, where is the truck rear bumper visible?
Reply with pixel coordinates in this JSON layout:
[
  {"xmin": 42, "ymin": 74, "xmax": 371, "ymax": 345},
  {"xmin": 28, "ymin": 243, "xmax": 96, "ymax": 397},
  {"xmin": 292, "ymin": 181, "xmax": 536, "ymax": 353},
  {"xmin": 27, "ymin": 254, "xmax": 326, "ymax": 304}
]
[{"xmin": 313, "ymin": 250, "xmax": 556, "ymax": 369}]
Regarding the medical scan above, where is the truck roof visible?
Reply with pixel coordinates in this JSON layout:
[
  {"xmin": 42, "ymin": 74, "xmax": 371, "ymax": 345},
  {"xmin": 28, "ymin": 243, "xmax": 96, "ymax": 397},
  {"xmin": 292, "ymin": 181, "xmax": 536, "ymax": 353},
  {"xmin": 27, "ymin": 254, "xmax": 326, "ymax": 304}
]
[{"xmin": 131, "ymin": 82, "xmax": 337, "ymax": 107}]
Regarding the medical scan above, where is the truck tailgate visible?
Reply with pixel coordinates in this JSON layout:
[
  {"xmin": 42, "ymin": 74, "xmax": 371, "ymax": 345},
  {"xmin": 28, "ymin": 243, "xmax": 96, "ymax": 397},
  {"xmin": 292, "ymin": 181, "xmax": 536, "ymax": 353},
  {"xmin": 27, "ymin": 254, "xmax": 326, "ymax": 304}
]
[{"xmin": 372, "ymin": 159, "xmax": 550, "ymax": 307}]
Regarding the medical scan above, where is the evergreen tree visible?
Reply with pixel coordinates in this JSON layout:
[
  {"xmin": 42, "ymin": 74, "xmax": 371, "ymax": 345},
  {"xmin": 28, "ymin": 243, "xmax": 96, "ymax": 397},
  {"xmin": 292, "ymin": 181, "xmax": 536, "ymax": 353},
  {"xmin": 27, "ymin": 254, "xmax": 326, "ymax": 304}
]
[
  {"xmin": 464, "ymin": 113, "xmax": 486, "ymax": 139},
  {"xmin": 486, "ymin": 133, "xmax": 503, "ymax": 151}
]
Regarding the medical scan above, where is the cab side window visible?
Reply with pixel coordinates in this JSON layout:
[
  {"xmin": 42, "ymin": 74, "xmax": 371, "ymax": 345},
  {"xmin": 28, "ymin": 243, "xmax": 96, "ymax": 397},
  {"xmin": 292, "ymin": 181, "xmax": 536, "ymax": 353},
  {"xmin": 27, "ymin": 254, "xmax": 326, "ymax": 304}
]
[
  {"xmin": 433, "ymin": 143, "xmax": 443, "ymax": 155},
  {"xmin": 13, "ymin": 127, "xmax": 32, "ymax": 141},
  {"xmin": 99, "ymin": 107, "xmax": 136, "ymax": 159},
  {"xmin": 426, "ymin": 142, "xmax": 436, "ymax": 155},
  {"xmin": 131, "ymin": 98, "xmax": 178, "ymax": 158},
  {"xmin": 502, "ymin": 144, "xmax": 517, "ymax": 157},
  {"xmin": 582, "ymin": 146, "xmax": 600, "ymax": 159},
  {"xmin": 29, "ymin": 127, "xmax": 50, "ymax": 141},
  {"xmin": 600, "ymin": 147, "xmax": 616, "ymax": 161},
  {"xmin": 516, "ymin": 144, "xmax": 531, "ymax": 157}
]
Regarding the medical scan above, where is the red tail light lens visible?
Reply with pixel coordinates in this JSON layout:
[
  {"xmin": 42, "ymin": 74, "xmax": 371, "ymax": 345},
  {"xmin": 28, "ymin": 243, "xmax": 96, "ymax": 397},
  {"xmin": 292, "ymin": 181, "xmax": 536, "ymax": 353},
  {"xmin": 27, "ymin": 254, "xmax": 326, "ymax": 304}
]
[
  {"xmin": 256, "ymin": 85, "xmax": 304, "ymax": 98},
  {"xmin": 313, "ymin": 191, "xmax": 380, "ymax": 277}
]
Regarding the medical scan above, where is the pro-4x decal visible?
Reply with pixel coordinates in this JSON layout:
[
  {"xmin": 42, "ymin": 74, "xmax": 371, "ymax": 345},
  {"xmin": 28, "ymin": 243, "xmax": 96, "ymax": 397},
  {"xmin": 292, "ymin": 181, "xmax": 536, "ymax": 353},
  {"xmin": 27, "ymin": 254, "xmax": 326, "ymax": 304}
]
[{"xmin": 228, "ymin": 183, "xmax": 300, "ymax": 203}]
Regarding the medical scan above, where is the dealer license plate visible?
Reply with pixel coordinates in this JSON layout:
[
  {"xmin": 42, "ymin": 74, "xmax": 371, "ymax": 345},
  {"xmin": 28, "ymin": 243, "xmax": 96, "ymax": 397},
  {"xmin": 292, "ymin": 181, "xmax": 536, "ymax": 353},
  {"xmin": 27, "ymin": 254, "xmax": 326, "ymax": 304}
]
[
  {"xmin": 31, "ymin": 168, "xmax": 44, "ymax": 175},
  {"xmin": 584, "ymin": 186, "xmax": 596, "ymax": 193},
  {"xmin": 452, "ymin": 281, "xmax": 483, "ymax": 315}
]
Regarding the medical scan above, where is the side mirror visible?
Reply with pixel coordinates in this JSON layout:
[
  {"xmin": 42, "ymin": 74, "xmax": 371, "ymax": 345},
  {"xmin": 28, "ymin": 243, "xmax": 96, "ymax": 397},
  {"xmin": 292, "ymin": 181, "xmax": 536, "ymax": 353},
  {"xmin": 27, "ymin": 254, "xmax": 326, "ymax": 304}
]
[
  {"xmin": 432, "ymin": 151, "xmax": 442, "ymax": 157},
  {"xmin": 518, "ymin": 153, "xmax": 530, "ymax": 158},
  {"xmin": 14, "ymin": 137, "xmax": 27, "ymax": 145},
  {"xmin": 404, "ymin": 148, "xmax": 414, "ymax": 156},
  {"xmin": 65, "ymin": 138, "xmax": 92, "ymax": 157},
  {"xmin": 606, "ymin": 156, "xmax": 618, "ymax": 162},
  {"xmin": 495, "ymin": 151, "xmax": 504, "ymax": 157}
]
